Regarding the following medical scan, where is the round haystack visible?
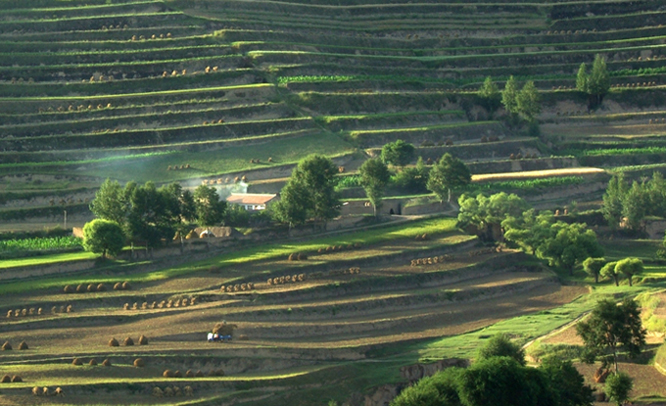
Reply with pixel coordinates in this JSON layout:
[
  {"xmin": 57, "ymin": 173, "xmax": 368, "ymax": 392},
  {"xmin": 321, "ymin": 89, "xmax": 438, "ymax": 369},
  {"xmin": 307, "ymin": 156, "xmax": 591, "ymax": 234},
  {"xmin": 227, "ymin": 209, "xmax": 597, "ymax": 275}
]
[
  {"xmin": 1, "ymin": 375, "xmax": 11, "ymax": 383},
  {"xmin": 184, "ymin": 385, "xmax": 194, "ymax": 396},
  {"xmin": 6, "ymin": 310, "xmax": 12, "ymax": 318},
  {"xmin": 151, "ymin": 301, "xmax": 157, "ymax": 309},
  {"xmin": 132, "ymin": 302, "xmax": 138, "ymax": 310},
  {"xmin": 123, "ymin": 303, "xmax": 129, "ymax": 310},
  {"xmin": 133, "ymin": 358, "xmax": 144, "ymax": 367},
  {"xmin": 173, "ymin": 370, "xmax": 182, "ymax": 378},
  {"xmin": 108, "ymin": 337, "xmax": 119, "ymax": 347},
  {"xmin": 121, "ymin": 281, "xmax": 131, "ymax": 290},
  {"xmin": 185, "ymin": 370, "xmax": 194, "ymax": 377},
  {"xmin": 173, "ymin": 386, "xmax": 182, "ymax": 396},
  {"xmin": 66, "ymin": 304, "xmax": 73, "ymax": 313},
  {"xmin": 102, "ymin": 359, "xmax": 111, "ymax": 366},
  {"xmin": 163, "ymin": 369, "xmax": 174, "ymax": 377},
  {"xmin": 89, "ymin": 359, "xmax": 98, "ymax": 366},
  {"xmin": 141, "ymin": 302, "xmax": 148, "ymax": 310},
  {"xmin": 42, "ymin": 387, "xmax": 50, "ymax": 396},
  {"xmin": 297, "ymin": 253, "xmax": 307, "ymax": 260},
  {"xmin": 97, "ymin": 283, "xmax": 107, "ymax": 291},
  {"xmin": 2, "ymin": 341, "xmax": 12, "ymax": 350},
  {"xmin": 288, "ymin": 253, "xmax": 296, "ymax": 261},
  {"xmin": 123, "ymin": 337, "xmax": 134, "ymax": 346},
  {"xmin": 54, "ymin": 387, "xmax": 64, "ymax": 396},
  {"xmin": 63, "ymin": 285, "xmax": 74, "ymax": 293},
  {"xmin": 32, "ymin": 386, "xmax": 40, "ymax": 396},
  {"xmin": 195, "ymin": 370, "xmax": 204, "ymax": 377},
  {"xmin": 72, "ymin": 358, "xmax": 82, "ymax": 366},
  {"xmin": 18, "ymin": 341, "xmax": 28, "ymax": 350},
  {"xmin": 87, "ymin": 284, "xmax": 95, "ymax": 292},
  {"xmin": 138, "ymin": 335, "xmax": 148, "ymax": 345},
  {"xmin": 152, "ymin": 387, "xmax": 164, "ymax": 397},
  {"xmin": 76, "ymin": 284, "xmax": 85, "ymax": 293},
  {"xmin": 37, "ymin": 308, "xmax": 42, "ymax": 315},
  {"xmin": 113, "ymin": 282, "xmax": 122, "ymax": 290},
  {"xmin": 21, "ymin": 309, "xmax": 27, "ymax": 316},
  {"xmin": 164, "ymin": 387, "xmax": 174, "ymax": 397},
  {"xmin": 11, "ymin": 376, "xmax": 22, "ymax": 382}
]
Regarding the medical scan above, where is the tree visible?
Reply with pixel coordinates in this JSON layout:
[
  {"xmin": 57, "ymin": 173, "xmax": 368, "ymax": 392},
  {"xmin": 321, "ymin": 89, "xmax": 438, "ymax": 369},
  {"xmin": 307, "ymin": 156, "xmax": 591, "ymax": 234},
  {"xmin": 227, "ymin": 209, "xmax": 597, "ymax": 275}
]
[
  {"xmin": 539, "ymin": 356, "xmax": 594, "ymax": 406},
  {"xmin": 89, "ymin": 178, "xmax": 127, "ymax": 225},
  {"xmin": 193, "ymin": 184, "xmax": 227, "ymax": 227},
  {"xmin": 536, "ymin": 222, "xmax": 604, "ymax": 275},
  {"xmin": 391, "ymin": 367, "xmax": 463, "ymax": 406},
  {"xmin": 516, "ymin": 80, "xmax": 541, "ymax": 122},
  {"xmin": 82, "ymin": 219, "xmax": 125, "ymax": 258},
  {"xmin": 501, "ymin": 75, "xmax": 519, "ymax": 115},
  {"xmin": 477, "ymin": 333, "xmax": 526, "ymax": 366},
  {"xmin": 587, "ymin": 54, "xmax": 610, "ymax": 109},
  {"xmin": 427, "ymin": 153, "xmax": 471, "ymax": 203},
  {"xmin": 602, "ymin": 173, "xmax": 628, "ymax": 230},
  {"xmin": 503, "ymin": 209, "xmax": 556, "ymax": 255},
  {"xmin": 358, "ymin": 158, "xmax": 391, "ymax": 217},
  {"xmin": 380, "ymin": 140, "xmax": 415, "ymax": 167},
  {"xmin": 600, "ymin": 261, "xmax": 621, "ymax": 286},
  {"xmin": 622, "ymin": 180, "xmax": 650, "ymax": 232},
  {"xmin": 458, "ymin": 192, "xmax": 529, "ymax": 241},
  {"xmin": 614, "ymin": 257, "xmax": 643, "ymax": 287},
  {"xmin": 392, "ymin": 156, "xmax": 430, "ymax": 194},
  {"xmin": 125, "ymin": 181, "xmax": 181, "ymax": 249},
  {"xmin": 272, "ymin": 179, "xmax": 309, "ymax": 229},
  {"xmin": 478, "ymin": 76, "xmax": 501, "ymax": 114},
  {"xmin": 605, "ymin": 372, "xmax": 633, "ymax": 406},
  {"xmin": 582, "ymin": 257, "xmax": 606, "ymax": 284},
  {"xmin": 576, "ymin": 298, "xmax": 646, "ymax": 373},
  {"xmin": 576, "ymin": 63, "xmax": 589, "ymax": 94}
]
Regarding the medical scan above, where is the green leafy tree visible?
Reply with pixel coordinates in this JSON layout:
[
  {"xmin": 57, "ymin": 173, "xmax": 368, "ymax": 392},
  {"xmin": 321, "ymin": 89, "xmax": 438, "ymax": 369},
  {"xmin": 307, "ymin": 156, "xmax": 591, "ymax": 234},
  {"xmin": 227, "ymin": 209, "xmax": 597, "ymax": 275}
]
[
  {"xmin": 600, "ymin": 261, "xmax": 621, "ymax": 286},
  {"xmin": 478, "ymin": 76, "xmax": 501, "ymax": 114},
  {"xmin": 539, "ymin": 356, "xmax": 594, "ymax": 406},
  {"xmin": 582, "ymin": 257, "xmax": 606, "ymax": 284},
  {"xmin": 458, "ymin": 192, "xmax": 529, "ymax": 241},
  {"xmin": 587, "ymin": 54, "xmax": 610, "ymax": 109},
  {"xmin": 272, "ymin": 179, "xmax": 310, "ymax": 230},
  {"xmin": 390, "ymin": 367, "xmax": 463, "ymax": 406},
  {"xmin": 125, "ymin": 181, "xmax": 181, "ymax": 249},
  {"xmin": 605, "ymin": 372, "xmax": 633, "ymax": 406},
  {"xmin": 82, "ymin": 219, "xmax": 125, "ymax": 258},
  {"xmin": 503, "ymin": 209, "xmax": 556, "ymax": 255},
  {"xmin": 392, "ymin": 156, "xmax": 430, "ymax": 194},
  {"xmin": 179, "ymin": 190, "xmax": 197, "ymax": 224},
  {"xmin": 477, "ymin": 333, "xmax": 526, "ymax": 366},
  {"xmin": 622, "ymin": 180, "xmax": 650, "ymax": 232},
  {"xmin": 89, "ymin": 178, "xmax": 127, "ymax": 225},
  {"xmin": 576, "ymin": 298, "xmax": 646, "ymax": 373},
  {"xmin": 427, "ymin": 153, "xmax": 471, "ymax": 203},
  {"xmin": 602, "ymin": 173, "xmax": 628, "ymax": 230},
  {"xmin": 536, "ymin": 222, "xmax": 604, "ymax": 275},
  {"xmin": 380, "ymin": 140, "xmax": 416, "ymax": 167},
  {"xmin": 576, "ymin": 63, "xmax": 589, "ymax": 93},
  {"xmin": 516, "ymin": 80, "xmax": 541, "ymax": 122},
  {"xmin": 614, "ymin": 257, "xmax": 643, "ymax": 287},
  {"xmin": 193, "ymin": 184, "xmax": 227, "ymax": 227},
  {"xmin": 501, "ymin": 75, "xmax": 519, "ymax": 115},
  {"xmin": 359, "ymin": 158, "xmax": 392, "ymax": 216}
]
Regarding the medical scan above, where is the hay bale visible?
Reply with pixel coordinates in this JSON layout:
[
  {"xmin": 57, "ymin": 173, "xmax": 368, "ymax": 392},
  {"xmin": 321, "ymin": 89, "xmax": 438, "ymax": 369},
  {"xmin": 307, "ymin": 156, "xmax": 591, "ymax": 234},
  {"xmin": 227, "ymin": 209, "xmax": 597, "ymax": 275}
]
[
  {"xmin": 11, "ymin": 376, "xmax": 21, "ymax": 383},
  {"xmin": 132, "ymin": 302, "xmax": 138, "ymax": 310},
  {"xmin": 139, "ymin": 335, "xmax": 148, "ymax": 345},
  {"xmin": 66, "ymin": 304, "xmax": 73, "ymax": 313},
  {"xmin": 163, "ymin": 369, "xmax": 174, "ymax": 377},
  {"xmin": 37, "ymin": 308, "xmax": 42, "ymax": 315},
  {"xmin": 1, "ymin": 375, "xmax": 10, "ymax": 383},
  {"xmin": 133, "ymin": 358, "xmax": 145, "ymax": 367},
  {"xmin": 32, "ymin": 386, "xmax": 41, "ymax": 396},
  {"xmin": 102, "ymin": 359, "xmax": 111, "ymax": 366},
  {"xmin": 97, "ymin": 283, "xmax": 106, "ymax": 291},
  {"xmin": 185, "ymin": 370, "xmax": 194, "ymax": 377},
  {"xmin": 151, "ymin": 301, "xmax": 157, "ymax": 309},
  {"xmin": 288, "ymin": 253, "xmax": 297, "ymax": 261},
  {"xmin": 42, "ymin": 387, "xmax": 50, "ymax": 396},
  {"xmin": 297, "ymin": 253, "xmax": 308, "ymax": 260},
  {"xmin": 21, "ymin": 309, "xmax": 27, "ymax": 316},
  {"xmin": 122, "ymin": 281, "xmax": 131, "ymax": 290},
  {"xmin": 89, "ymin": 358, "xmax": 98, "ymax": 366},
  {"xmin": 63, "ymin": 285, "xmax": 74, "ymax": 293},
  {"xmin": 2, "ymin": 341, "xmax": 12, "ymax": 350},
  {"xmin": 123, "ymin": 303, "xmax": 130, "ymax": 310},
  {"xmin": 166, "ymin": 300, "xmax": 173, "ymax": 308},
  {"xmin": 238, "ymin": 334, "xmax": 248, "ymax": 340},
  {"xmin": 267, "ymin": 278, "xmax": 273, "ymax": 285},
  {"xmin": 298, "ymin": 274, "xmax": 305, "ymax": 281},
  {"xmin": 190, "ymin": 297, "xmax": 197, "ymax": 305},
  {"xmin": 18, "ymin": 341, "xmax": 28, "ymax": 350},
  {"xmin": 29, "ymin": 308, "xmax": 35, "ymax": 315},
  {"xmin": 54, "ymin": 387, "xmax": 64, "ymax": 396},
  {"xmin": 113, "ymin": 282, "xmax": 122, "ymax": 290},
  {"xmin": 141, "ymin": 302, "xmax": 148, "ymax": 310},
  {"xmin": 182, "ymin": 298, "xmax": 188, "ymax": 306},
  {"xmin": 87, "ymin": 284, "xmax": 96, "ymax": 292},
  {"xmin": 153, "ymin": 387, "xmax": 164, "ymax": 397},
  {"xmin": 195, "ymin": 370, "xmax": 204, "ymax": 377},
  {"xmin": 158, "ymin": 301, "xmax": 165, "ymax": 308},
  {"xmin": 76, "ymin": 284, "xmax": 85, "ymax": 293},
  {"xmin": 52, "ymin": 306, "xmax": 58, "ymax": 314},
  {"xmin": 6, "ymin": 310, "xmax": 11, "ymax": 318},
  {"xmin": 124, "ymin": 337, "xmax": 134, "ymax": 346},
  {"xmin": 72, "ymin": 358, "xmax": 82, "ymax": 366},
  {"xmin": 173, "ymin": 299, "xmax": 180, "ymax": 307},
  {"xmin": 164, "ymin": 387, "xmax": 174, "ymax": 397},
  {"xmin": 173, "ymin": 386, "xmax": 182, "ymax": 396},
  {"xmin": 173, "ymin": 370, "xmax": 182, "ymax": 378},
  {"xmin": 184, "ymin": 385, "xmax": 194, "ymax": 396}
]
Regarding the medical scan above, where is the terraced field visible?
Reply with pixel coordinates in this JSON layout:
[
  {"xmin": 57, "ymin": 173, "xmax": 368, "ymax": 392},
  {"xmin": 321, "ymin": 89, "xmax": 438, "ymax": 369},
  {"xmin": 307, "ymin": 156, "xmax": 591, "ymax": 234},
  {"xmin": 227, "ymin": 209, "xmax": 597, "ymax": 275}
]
[{"xmin": 0, "ymin": 218, "xmax": 591, "ymax": 405}]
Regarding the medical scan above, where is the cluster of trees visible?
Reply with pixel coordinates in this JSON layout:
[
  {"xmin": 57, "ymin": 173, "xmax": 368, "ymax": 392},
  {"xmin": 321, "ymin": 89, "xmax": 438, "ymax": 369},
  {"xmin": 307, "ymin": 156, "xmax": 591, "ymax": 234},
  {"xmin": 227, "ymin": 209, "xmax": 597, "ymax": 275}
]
[
  {"xmin": 583, "ymin": 257, "xmax": 643, "ymax": 286},
  {"xmin": 576, "ymin": 54, "xmax": 611, "ymax": 109},
  {"xmin": 391, "ymin": 334, "xmax": 594, "ymax": 406},
  {"xmin": 602, "ymin": 171, "xmax": 666, "ymax": 232},
  {"xmin": 85, "ymin": 180, "xmax": 227, "ymax": 256},
  {"xmin": 391, "ymin": 298, "xmax": 646, "ymax": 406},
  {"xmin": 457, "ymin": 192, "xmax": 603, "ymax": 274},
  {"xmin": 477, "ymin": 76, "xmax": 541, "ymax": 125}
]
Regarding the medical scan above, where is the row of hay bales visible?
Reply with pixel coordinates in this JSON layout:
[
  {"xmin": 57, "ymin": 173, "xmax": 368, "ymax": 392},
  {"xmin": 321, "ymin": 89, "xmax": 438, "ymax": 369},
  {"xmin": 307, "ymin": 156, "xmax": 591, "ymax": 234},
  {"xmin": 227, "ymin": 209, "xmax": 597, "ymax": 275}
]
[
  {"xmin": 32, "ymin": 387, "xmax": 64, "ymax": 397},
  {"xmin": 221, "ymin": 283, "xmax": 255, "ymax": 292},
  {"xmin": 6, "ymin": 305, "xmax": 73, "ymax": 318},
  {"xmin": 2, "ymin": 341, "xmax": 28, "ymax": 350},
  {"xmin": 123, "ymin": 297, "xmax": 195, "ymax": 310},
  {"xmin": 410, "ymin": 255, "xmax": 453, "ymax": 267},
  {"xmin": 287, "ymin": 252, "xmax": 308, "ymax": 261},
  {"xmin": 249, "ymin": 157, "xmax": 272, "ymax": 163},
  {"xmin": 202, "ymin": 176, "xmax": 246, "ymax": 185},
  {"xmin": 64, "ymin": 281, "xmax": 130, "ymax": 293},
  {"xmin": 1, "ymin": 375, "xmax": 22, "ymax": 383},
  {"xmin": 267, "ymin": 274, "xmax": 306, "ymax": 285},
  {"xmin": 108, "ymin": 335, "xmax": 148, "ymax": 346},
  {"xmin": 163, "ymin": 369, "xmax": 221, "ymax": 378},
  {"xmin": 343, "ymin": 267, "xmax": 361, "ymax": 275},
  {"xmin": 415, "ymin": 233, "xmax": 429, "ymax": 241},
  {"xmin": 317, "ymin": 243, "xmax": 362, "ymax": 254},
  {"xmin": 467, "ymin": 247, "xmax": 502, "ymax": 257},
  {"xmin": 153, "ymin": 385, "xmax": 194, "ymax": 397},
  {"xmin": 167, "ymin": 164, "xmax": 191, "ymax": 170},
  {"xmin": 72, "ymin": 358, "xmax": 112, "ymax": 366}
]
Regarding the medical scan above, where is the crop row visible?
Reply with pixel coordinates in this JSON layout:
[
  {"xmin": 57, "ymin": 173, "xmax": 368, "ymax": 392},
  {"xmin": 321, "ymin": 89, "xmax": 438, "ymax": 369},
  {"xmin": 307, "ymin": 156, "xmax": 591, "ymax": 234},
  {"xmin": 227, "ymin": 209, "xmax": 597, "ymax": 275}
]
[{"xmin": 0, "ymin": 236, "xmax": 82, "ymax": 258}]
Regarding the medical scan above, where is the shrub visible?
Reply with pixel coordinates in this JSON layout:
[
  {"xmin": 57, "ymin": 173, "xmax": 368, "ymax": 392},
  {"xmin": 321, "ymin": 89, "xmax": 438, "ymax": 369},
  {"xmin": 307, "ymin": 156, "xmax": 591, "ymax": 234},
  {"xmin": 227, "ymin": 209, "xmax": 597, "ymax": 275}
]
[
  {"xmin": 102, "ymin": 359, "xmax": 111, "ymax": 366},
  {"xmin": 2, "ymin": 341, "xmax": 12, "ymax": 350},
  {"xmin": 124, "ymin": 337, "xmax": 134, "ymax": 346},
  {"xmin": 18, "ymin": 341, "xmax": 28, "ymax": 350},
  {"xmin": 133, "ymin": 358, "xmax": 145, "ymax": 367},
  {"xmin": 139, "ymin": 335, "xmax": 148, "ymax": 345},
  {"xmin": 72, "ymin": 358, "xmax": 82, "ymax": 365}
]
